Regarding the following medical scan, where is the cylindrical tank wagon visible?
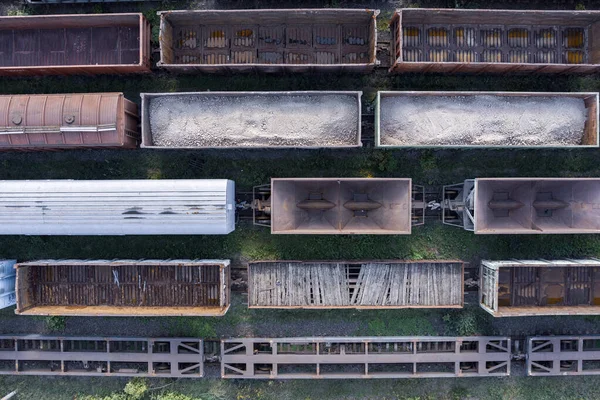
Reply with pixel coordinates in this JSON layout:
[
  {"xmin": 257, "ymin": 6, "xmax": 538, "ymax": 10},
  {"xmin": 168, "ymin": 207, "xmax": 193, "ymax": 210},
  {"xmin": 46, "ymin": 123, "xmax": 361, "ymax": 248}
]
[
  {"xmin": 0, "ymin": 179, "xmax": 235, "ymax": 235},
  {"xmin": 0, "ymin": 93, "xmax": 140, "ymax": 151},
  {"xmin": 443, "ymin": 178, "xmax": 600, "ymax": 234},
  {"xmin": 157, "ymin": 9, "xmax": 379, "ymax": 73},
  {"xmin": 390, "ymin": 8, "xmax": 600, "ymax": 74},
  {"xmin": 141, "ymin": 91, "xmax": 362, "ymax": 149},
  {"xmin": 253, "ymin": 178, "xmax": 425, "ymax": 234},
  {"xmin": 0, "ymin": 13, "xmax": 151, "ymax": 76},
  {"xmin": 376, "ymin": 91, "xmax": 599, "ymax": 148},
  {"xmin": 14, "ymin": 259, "xmax": 230, "ymax": 316}
]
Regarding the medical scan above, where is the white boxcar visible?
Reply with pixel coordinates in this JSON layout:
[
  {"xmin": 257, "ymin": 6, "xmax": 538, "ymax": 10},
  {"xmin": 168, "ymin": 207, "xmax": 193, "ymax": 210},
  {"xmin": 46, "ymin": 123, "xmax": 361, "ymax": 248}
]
[
  {"xmin": 0, "ymin": 180, "xmax": 235, "ymax": 235},
  {"xmin": 0, "ymin": 260, "xmax": 17, "ymax": 309}
]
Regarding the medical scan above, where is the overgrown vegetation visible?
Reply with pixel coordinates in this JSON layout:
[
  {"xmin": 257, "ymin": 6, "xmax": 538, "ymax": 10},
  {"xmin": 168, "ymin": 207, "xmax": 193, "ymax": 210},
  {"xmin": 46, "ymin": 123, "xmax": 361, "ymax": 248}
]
[{"xmin": 45, "ymin": 316, "xmax": 67, "ymax": 332}]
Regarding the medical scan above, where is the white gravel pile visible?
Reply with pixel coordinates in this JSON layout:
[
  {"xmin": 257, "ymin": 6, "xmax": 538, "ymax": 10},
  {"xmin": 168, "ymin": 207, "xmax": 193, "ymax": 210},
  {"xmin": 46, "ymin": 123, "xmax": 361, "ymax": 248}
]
[
  {"xmin": 379, "ymin": 95, "xmax": 589, "ymax": 146},
  {"xmin": 148, "ymin": 94, "xmax": 359, "ymax": 148}
]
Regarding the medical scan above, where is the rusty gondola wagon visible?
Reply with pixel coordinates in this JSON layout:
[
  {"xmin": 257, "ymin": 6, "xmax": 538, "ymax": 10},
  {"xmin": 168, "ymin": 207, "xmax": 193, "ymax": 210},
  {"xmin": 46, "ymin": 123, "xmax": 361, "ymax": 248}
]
[
  {"xmin": 14, "ymin": 259, "xmax": 230, "ymax": 317},
  {"xmin": 390, "ymin": 8, "xmax": 600, "ymax": 74},
  {"xmin": 0, "ymin": 13, "xmax": 151, "ymax": 76},
  {"xmin": 157, "ymin": 9, "xmax": 379, "ymax": 73}
]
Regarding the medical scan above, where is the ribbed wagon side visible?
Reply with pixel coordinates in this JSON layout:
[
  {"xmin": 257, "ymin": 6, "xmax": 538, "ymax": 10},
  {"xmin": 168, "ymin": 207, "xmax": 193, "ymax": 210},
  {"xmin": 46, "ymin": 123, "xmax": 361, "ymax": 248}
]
[
  {"xmin": 15, "ymin": 259, "xmax": 231, "ymax": 316},
  {"xmin": 0, "ymin": 179, "xmax": 236, "ymax": 235},
  {"xmin": 0, "ymin": 93, "xmax": 140, "ymax": 150},
  {"xmin": 248, "ymin": 260, "xmax": 464, "ymax": 309},
  {"xmin": 158, "ymin": 9, "xmax": 378, "ymax": 73},
  {"xmin": 480, "ymin": 259, "xmax": 600, "ymax": 317},
  {"xmin": 0, "ymin": 13, "xmax": 151, "ymax": 76},
  {"xmin": 390, "ymin": 8, "xmax": 600, "ymax": 74},
  {"xmin": 376, "ymin": 91, "xmax": 599, "ymax": 148}
]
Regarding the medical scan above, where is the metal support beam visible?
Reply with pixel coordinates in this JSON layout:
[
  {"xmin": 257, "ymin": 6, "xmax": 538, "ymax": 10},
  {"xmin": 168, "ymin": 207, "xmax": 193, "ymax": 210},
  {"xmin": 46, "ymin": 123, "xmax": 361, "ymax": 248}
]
[
  {"xmin": 528, "ymin": 336, "xmax": 600, "ymax": 376},
  {"xmin": 0, "ymin": 336, "xmax": 203, "ymax": 377}
]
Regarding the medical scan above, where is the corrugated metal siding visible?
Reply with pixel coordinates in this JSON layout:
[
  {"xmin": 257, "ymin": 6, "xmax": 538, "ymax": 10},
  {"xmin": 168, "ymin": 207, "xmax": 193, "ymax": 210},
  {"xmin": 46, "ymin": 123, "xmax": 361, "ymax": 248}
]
[
  {"xmin": 0, "ymin": 93, "xmax": 139, "ymax": 150},
  {"xmin": 0, "ymin": 180, "xmax": 235, "ymax": 235},
  {"xmin": 0, "ymin": 260, "xmax": 17, "ymax": 309}
]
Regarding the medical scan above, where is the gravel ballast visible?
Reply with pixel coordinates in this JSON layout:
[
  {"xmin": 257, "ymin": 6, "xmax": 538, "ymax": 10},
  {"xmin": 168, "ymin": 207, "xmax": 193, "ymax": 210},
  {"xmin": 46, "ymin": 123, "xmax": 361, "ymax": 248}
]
[
  {"xmin": 148, "ymin": 93, "xmax": 360, "ymax": 148},
  {"xmin": 379, "ymin": 95, "xmax": 590, "ymax": 147}
]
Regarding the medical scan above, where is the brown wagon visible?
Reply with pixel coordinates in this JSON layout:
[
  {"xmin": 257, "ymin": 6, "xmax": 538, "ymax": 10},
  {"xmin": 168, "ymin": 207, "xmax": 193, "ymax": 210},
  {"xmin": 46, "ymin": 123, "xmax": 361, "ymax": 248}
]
[
  {"xmin": 0, "ymin": 93, "xmax": 139, "ymax": 150},
  {"xmin": 0, "ymin": 13, "xmax": 151, "ymax": 76},
  {"xmin": 480, "ymin": 259, "xmax": 600, "ymax": 316},
  {"xmin": 391, "ymin": 8, "xmax": 600, "ymax": 74},
  {"xmin": 158, "ymin": 9, "xmax": 379, "ymax": 73},
  {"xmin": 15, "ymin": 259, "xmax": 231, "ymax": 317}
]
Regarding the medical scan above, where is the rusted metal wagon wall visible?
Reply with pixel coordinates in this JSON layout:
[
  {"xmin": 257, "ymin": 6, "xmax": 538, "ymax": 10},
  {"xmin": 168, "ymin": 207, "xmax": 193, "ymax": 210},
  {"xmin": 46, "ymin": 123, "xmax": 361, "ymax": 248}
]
[
  {"xmin": 15, "ymin": 259, "xmax": 230, "ymax": 317},
  {"xmin": 443, "ymin": 178, "xmax": 600, "ymax": 234},
  {"xmin": 248, "ymin": 260, "xmax": 464, "ymax": 309},
  {"xmin": 221, "ymin": 336, "xmax": 511, "ymax": 379},
  {"xmin": 269, "ymin": 178, "xmax": 421, "ymax": 235},
  {"xmin": 480, "ymin": 259, "xmax": 600, "ymax": 317},
  {"xmin": 0, "ymin": 93, "xmax": 139, "ymax": 151},
  {"xmin": 141, "ymin": 91, "xmax": 362, "ymax": 149},
  {"xmin": 376, "ymin": 91, "xmax": 599, "ymax": 148},
  {"xmin": 0, "ymin": 13, "xmax": 151, "ymax": 76},
  {"xmin": 390, "ymin": 8, "xmax": 600, "ymax": 74},
  {"xmin": 157, "ymin": 9, "xmax": 378, "ymax": 73}
]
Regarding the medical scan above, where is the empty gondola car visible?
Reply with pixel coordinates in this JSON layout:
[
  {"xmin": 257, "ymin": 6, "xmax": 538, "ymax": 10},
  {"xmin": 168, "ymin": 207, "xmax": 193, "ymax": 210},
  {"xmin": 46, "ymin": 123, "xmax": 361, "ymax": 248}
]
[
  {"xmin": 390, "ymin": 8, "xmax": 600, "ymax": 74},
  {"xmin": 376, "ymin": 91, "xmax": 599, "ymax": 148},
  {"xmin": 141, "ymin": 91, "xmax": 362, "ymax": 149},
  {"xmin": 480, "ymin": 259, "xmax": 600, "ymax": 316},
  {"xmin": 0, "ymin": 13, "xmax": 151, "ymax": 76},
  {"xmin": 248, "ymin": 260, "xmax": 464, "ymax": 308},
  {"xmin": 0, "ymin": 260, "xmax": 17, "ymax": 310},
  {"xmin": 252, "ymin": 178, "xmax": 424, "ymax": 234},
  {"xmin": 0, "ymin": 93, "xmax": 140, "ymax": 150},
  {"xmin": 157, "ymin": 9, "xmax": 379, "ymax": 73},
  {"xmin": 14, "ymin": 259, "xmax": 230, "ymax": 316},
  {"xmin": 442, "ymin": 178, "xmax": 600, "ymax": 234},
  {"xmin": 0, "ymin": 179, "xmax": 235, "ymax": 235}
]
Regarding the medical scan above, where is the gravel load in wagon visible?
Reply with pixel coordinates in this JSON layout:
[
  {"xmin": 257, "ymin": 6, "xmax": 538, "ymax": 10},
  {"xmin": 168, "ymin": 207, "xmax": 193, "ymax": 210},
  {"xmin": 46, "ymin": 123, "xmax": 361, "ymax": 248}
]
[
  {"xmin": 143, "ymin": 92, "xmax": 361, "ymax": 148},
  {"xmin": 377, "ymin": 92, "xmax": 598, "ymax": 148}
]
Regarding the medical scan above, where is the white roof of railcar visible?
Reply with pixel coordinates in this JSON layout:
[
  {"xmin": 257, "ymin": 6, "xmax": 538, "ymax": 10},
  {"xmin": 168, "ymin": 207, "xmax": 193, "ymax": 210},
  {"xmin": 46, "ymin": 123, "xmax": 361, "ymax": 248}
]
[{"xmin": 0, "ymin": 179, "xmax": 235, "ymax": 235}]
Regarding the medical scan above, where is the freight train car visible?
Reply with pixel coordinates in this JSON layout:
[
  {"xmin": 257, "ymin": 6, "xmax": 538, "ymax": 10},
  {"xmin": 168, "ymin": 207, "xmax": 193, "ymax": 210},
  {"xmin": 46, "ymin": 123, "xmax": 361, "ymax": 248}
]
[
  {"xmin": 248, "ymin": 260, "xmax": 464, "ymax": 309},
  {"xmin": 390, "ymin": 8, "xmax": 600, "ymax": 74},
  {"xmin": 480, "ymin": 259, "xmax": 600, "ymax": 317},
  {"xmin": 442, "ymin": 178, "xmax": 600, "ymax": 234},
  {"xmin": 14, "ymin": 259, "xmax": 230, "ymax": 316},
  {"xmin": 141, "ymin": 91, "xmax": 362, "ymax": 149},
  {"xmin": 0, "ymin": 13, "xmax": 151, "ymax": 76},
  {"xmin": 0, "ymin": 179, "xmax": 235, "ymax": 235},
  {"xmin": 376, "ymin": 91, "xmax": 599, "ymax": 148},
  {"xmin": 252, "ymin": 178, "xmax": 424, "ymax": 234},
  {"xmin": 0, "ymin": 260, "xmax": 17, "ymax": 310},
  {"xmin": 157, "ymin": 9, "xmax": 379, "ymax": 73},
  {"xmin": 0, "ymin": 93, "xmax": 139, "ymax": 150}
]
